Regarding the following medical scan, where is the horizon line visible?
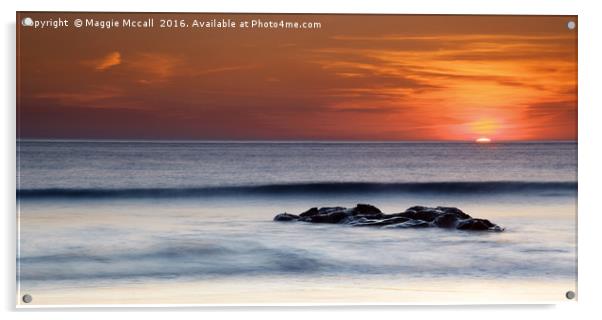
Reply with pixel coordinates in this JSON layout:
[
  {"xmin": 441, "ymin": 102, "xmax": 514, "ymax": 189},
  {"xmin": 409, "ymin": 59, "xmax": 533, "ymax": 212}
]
[{"xmin": 16, "ymin": 138, "xmax": 578, "ymax": 143}]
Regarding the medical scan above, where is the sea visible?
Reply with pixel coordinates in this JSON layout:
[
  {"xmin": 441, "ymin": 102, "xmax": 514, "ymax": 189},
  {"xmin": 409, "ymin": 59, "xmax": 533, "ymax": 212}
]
[{"xmin": 16, "ymin": 140, "xmax": 578, "ymax": 304}]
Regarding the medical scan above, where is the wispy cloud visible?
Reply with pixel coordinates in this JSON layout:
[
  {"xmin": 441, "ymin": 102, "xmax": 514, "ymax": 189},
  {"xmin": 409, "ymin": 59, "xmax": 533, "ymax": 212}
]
[
  {"xmin": 90, "ymin": 51, "xmax": 122, "ymax": 71},
  {"xmin": 302, "ymin": 31, "xmax": 577, "ymax": 140},
  {"xmin": 192, "ymin": 64, "xmax": 259, "ymax": 76},
  {"xmin": 126, "ymin": 53, "xmax": 182, "ymax": 84},
  {"xmin": 34, "ymin": 86, "xmax": 124, "ymax": 107},
  {"xmin": 20, "ymin": 16, "xmax": 576, "ymax": 141}
]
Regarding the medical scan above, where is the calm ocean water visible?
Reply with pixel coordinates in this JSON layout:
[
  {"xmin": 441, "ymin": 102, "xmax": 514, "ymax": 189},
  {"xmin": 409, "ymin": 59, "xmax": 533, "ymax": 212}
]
[
  {"xmin": 16, "ymin": 141, "xmax": 577, "ymax": 301},
  {"xmin": 18, "ymin": 141, "xmax": 576, "ymax": 190}
]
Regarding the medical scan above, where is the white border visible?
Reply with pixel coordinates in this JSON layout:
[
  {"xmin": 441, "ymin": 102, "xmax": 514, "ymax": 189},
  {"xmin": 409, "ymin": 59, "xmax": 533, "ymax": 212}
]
[
  {"xmin": 6, "ymin": 0, "xmax": 583, "ymax": 15},
  {"xmin": 3, "ymin": 0, "xmax": 602, "ymax": 318}
]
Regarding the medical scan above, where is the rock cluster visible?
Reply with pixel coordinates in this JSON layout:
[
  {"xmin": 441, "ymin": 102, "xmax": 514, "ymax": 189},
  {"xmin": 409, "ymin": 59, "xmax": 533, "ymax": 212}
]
[{"xmin": 274, "ymin": 204, "xmax": 504, "ymax": 231}]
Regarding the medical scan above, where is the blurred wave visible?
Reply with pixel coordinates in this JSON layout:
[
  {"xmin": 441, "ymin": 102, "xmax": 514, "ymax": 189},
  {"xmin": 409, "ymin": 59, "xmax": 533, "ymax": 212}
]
[{"xmin": 17, "ymin": 181, "xmax": 577, "ymax": 199}]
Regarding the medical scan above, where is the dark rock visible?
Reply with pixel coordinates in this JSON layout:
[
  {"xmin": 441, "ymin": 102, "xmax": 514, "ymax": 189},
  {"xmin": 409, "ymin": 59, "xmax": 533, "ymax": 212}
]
[
  {"xmin": 349, "ymin": 216, "xmax": 409, "ymax": 227},
  {"xmin": 352, "ymin": 204, "xmax": 382, "ymax": 215},
  {"xmin": 397, "ymin": 208, "xmax": 440, "ymax": 222},
  {"xmin": 432, "ymin": 212, "xmax": 460, "ymax": 228},
  {"xmin": 318, "ymin": 207, "xmax": 346, "ymax": 215},
  {"xmin": 299, "ymin": 207, "xmax": 319, "ymax": 217},
  {"xmin": 406, "ymin": 205, "xmax": 429, "ymax": 212},
  {"xmin": 274, "ymin": 204, "xmax": 503, "ymax": 232},
  {"xmin": 299, "ymin": 207, "xmax": 347, "ymax": 223},
  {"xmin": 384, "ymin": 219, "xmax": 431, "ymax": 228},
  {"xmin": 456, "ymin": 218, "xmax": 496, "ymax": 231},
  {"xmin": 395, "ymin": 206, "xmax": 473, "ymax": 223},
  {"xmin": 355, "ymin": 213, "xmax": 388, "ymax": 220},
  {"xmin": 273, "ymin": 213, "xmax": 299, "ymax": 221},
  {"xmin": 436, "ymin": 206, "xmax": 471, "ymax": 220}
]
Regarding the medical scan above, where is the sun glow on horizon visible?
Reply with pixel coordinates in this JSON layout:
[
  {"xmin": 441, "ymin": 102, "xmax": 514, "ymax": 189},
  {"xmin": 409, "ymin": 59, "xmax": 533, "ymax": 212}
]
[
  {"xmin": 16, "ymin": 14, "xmax": 577, "ymax": 141},
  {"xmin": 476, "ymin": 137, "xmax": 492, "ymax": 143},
  {"xmin": 470, "ymin": 118, "xmax": 500, "ymax": 136}
]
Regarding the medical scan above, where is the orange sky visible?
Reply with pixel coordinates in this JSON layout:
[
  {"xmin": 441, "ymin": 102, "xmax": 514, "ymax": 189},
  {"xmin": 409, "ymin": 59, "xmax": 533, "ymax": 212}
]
[{"xmin": 17, "ymin": 13, "xmax": 577, "ymax": 141}]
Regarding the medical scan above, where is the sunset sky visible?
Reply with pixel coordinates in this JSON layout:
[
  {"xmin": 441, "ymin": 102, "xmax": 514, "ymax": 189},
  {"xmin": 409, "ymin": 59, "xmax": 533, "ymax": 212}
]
[{"xmin": 17, "ymin": 13, "xmax": 577, "ymax": 141}]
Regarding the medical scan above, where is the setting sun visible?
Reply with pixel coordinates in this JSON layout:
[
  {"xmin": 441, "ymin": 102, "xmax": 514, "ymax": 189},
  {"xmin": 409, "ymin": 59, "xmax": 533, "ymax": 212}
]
[
  {"xmin": 16, "ymin": 14, "xmax": 577, "ymax": 142},
  {"xmin": 476, "ymin": 137, "xmax": 492, "ymax": 143}
]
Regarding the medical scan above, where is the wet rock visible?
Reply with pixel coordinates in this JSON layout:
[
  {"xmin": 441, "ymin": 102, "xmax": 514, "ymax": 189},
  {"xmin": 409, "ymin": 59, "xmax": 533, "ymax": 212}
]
[
  {"xmin": 300, "ymin": 209, "xmax": 347, "ymax": 223},
  {"xmin": 432, "ymin": 212, "xmax": 460, "ymax": 228},
  {"xmin": 456, "ymin": 218, "xmax": 496, "ymax": 231},
  {"xmin": 273, "ymin": 213, "xmax": 300, "ymax": 221},
  {"xmin": 348, "ymin": 216, "xmax": 410, "ymax": 227},
  {"xmin": 383, "ymin": 219, "xmax": 431, "ymax": 228},
  {"xmin": 299, "ymin": 207, "xmax": 319, "ymax": 217},
  {"xmin": 351, "ymin": 203, "xmax": 382, "ymax": 215},
  {"xmin": 435, "ymin": 206, "xmax": 471, "ymax": 220},
  {"xmin": 396, "ymin": 207, "xmax": 440, "ymax": 222},
  {"xmin": 317, "ymin": 207, "xmax": 346, "ymax": 215},
  {"xmin": 274, "ymin": 204, "xmax": 504, "ymax": 232}
]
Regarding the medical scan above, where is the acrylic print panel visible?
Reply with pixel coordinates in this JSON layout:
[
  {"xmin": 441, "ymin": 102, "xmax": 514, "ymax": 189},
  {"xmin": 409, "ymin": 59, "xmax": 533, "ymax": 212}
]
[{"xmin": 16, "ymin": 12, "xmax": 577, "ymax": 306}]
